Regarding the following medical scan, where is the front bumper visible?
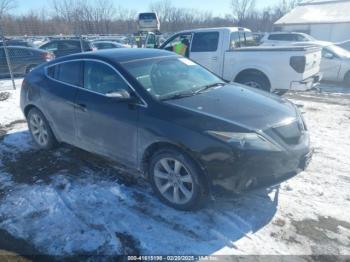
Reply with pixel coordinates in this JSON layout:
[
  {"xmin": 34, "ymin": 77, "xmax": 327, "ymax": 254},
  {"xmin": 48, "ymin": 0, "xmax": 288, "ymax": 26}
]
[
  {"xmin": 289, "ymin": 73, "xmax": 323, "ymax": 91},
  {"xmin": 209, "ymin": 147, "xmax": 313, "ymax": 196}
]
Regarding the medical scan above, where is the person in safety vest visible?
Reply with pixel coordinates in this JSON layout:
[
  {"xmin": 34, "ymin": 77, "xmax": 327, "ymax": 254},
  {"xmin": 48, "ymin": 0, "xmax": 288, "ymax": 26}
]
[{"xmin": 173, "ymin": 38, "xmax": 189, "ymax": 57}]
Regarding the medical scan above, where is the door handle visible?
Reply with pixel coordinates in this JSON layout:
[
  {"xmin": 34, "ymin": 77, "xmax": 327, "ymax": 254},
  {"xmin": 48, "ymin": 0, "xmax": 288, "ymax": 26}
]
[{"xmin": 212, "ymin": 56, "xmax": 218, "ymax": 61}]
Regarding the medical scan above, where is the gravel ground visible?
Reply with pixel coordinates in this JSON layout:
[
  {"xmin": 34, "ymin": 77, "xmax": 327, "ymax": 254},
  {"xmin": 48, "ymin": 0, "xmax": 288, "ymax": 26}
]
[{"xmin": 0, "ymin": 81, "xmax": 349, "ymax": 259}]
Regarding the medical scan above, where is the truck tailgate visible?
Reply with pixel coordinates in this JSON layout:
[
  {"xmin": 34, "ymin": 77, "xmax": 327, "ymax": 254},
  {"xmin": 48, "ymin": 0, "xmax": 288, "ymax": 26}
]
[{"xmin": 302, "ymin": 47, "xmax": 322, "ymax": 80}]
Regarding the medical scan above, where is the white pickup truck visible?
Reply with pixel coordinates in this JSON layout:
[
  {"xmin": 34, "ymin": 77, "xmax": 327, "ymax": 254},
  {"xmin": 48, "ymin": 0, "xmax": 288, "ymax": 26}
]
[{"xmin": 146, "ymin": 27, "xmax": 322, "ymax": 94}]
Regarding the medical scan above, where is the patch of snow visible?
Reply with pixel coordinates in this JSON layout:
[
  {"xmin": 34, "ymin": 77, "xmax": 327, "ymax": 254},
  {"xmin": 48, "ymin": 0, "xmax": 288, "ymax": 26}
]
[{"xmin": 0, "ymin": 80, "xmax": 25, "ymax": 126}]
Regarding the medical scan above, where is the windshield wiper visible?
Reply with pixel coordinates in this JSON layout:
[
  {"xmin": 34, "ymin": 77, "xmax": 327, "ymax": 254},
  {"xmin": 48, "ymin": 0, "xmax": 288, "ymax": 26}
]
[
  {"xmin": 160, "ymin": 91, "xmax": 198, "ymax": 101},
  {"xmin": 160, "ymin": 82, "xmax": 226, "ymax": 101},
  {"xmin": 194, "ymin": 82, "xmax": 226, "ymax": 94}
]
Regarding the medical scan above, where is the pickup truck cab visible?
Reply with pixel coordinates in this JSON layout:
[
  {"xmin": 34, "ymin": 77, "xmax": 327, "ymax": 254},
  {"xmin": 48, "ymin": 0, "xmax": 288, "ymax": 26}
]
[{"xmin": 147, "ymin": 27, "xmax": 322, "ymax": 94}]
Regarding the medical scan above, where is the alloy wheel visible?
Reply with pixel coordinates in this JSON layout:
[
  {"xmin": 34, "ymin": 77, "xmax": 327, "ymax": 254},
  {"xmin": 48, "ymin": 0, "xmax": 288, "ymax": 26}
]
[
  {"xmin": 29, "ymin": 113, "xmax": 49, "ymax": 147},
  {"xmin": 153, "ymin": 157, "xmax": 194, "ymax": 205}
]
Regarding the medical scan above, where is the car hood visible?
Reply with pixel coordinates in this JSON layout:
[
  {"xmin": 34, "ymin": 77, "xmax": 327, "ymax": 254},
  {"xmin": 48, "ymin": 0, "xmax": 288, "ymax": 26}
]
[{"xmin": 165, "ymin": 84, "xmax": 298, "ymax": 131}]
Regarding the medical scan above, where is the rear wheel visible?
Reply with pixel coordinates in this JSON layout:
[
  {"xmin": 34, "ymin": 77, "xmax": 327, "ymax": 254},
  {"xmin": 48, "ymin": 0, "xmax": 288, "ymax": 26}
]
[
  {"xmin": 27, "ymin": 108, "xmax": 57, "ymax": 149},
  {"xmin": 149, "ymin": 148, "xmax": 206, "ymax": 210}
]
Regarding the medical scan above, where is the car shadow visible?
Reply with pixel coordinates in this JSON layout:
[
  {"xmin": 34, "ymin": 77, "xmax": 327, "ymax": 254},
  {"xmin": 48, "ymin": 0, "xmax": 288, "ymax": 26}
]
[{"xmin": 0, "ymin": 130, "xmax": 279, "ymax": 256}]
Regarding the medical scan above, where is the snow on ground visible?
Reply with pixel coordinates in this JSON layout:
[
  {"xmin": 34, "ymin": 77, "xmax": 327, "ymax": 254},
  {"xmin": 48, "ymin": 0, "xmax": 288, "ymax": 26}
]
[{"xmin": 0, "ymin": 81, "xmax": 349, "ymax": 257}]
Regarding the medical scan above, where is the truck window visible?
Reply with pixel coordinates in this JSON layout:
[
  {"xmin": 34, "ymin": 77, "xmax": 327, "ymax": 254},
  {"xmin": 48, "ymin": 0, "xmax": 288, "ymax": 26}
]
[
  {"xmin": 230, "ymin": 32, "xmax": 257, "ymax": 49},
  {"xmin": 163, "ymin": 34, "xmax": 192, "ymax": 57},
  {"xmin": 191, "ymin": 32, "xmax": 219, "ymax": 52},
  {"xmin": 240, "ymin": 32, "xmax": 257, "ymax": 47}
]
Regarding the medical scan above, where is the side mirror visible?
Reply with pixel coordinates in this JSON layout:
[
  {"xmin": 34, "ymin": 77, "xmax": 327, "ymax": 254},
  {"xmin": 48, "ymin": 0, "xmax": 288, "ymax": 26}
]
[
  {"xmin": 106, "ymin": 89, "xmax": 131, "ymax": 100},
  {"xmin": 324, "ymin": 53, "xmax": 334, "ymax": 59}
]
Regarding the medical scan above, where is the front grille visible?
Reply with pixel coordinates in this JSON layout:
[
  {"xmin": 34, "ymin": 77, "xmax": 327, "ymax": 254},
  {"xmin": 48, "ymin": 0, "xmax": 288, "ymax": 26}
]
[{"xmin": 273, "ymin": 121, "xmax": 303, "ymax": 145}]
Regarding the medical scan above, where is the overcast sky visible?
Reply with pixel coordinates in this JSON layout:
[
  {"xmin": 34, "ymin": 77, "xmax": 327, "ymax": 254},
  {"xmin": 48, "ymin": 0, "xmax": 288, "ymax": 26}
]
[{"xmin": 15, "ymin": 0, "xmax": 282, "ymax": 16}]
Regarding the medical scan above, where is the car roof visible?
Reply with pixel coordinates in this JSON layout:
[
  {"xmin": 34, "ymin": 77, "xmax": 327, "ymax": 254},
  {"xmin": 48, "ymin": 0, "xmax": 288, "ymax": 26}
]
[{"xmin": 51, "ymin": 48, "xmax": 176, "ymax": 64}]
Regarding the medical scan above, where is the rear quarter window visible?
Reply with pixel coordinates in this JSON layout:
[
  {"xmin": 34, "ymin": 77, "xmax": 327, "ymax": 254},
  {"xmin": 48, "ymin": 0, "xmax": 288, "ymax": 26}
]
[{"xmin": 47, "ymin": 61, "xmax": 83, "ymax": 87}]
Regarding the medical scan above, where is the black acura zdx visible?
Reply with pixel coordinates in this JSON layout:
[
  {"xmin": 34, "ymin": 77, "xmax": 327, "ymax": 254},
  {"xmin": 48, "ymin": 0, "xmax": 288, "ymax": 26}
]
[{"xmin": 20, "ymin": 49, "xmax": 312, "ymax": 210}]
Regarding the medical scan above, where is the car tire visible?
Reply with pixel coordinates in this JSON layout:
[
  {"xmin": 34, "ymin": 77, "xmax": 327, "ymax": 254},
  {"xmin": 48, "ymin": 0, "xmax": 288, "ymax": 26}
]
[
  {"xmin": 237, "ymin": 73, "xmax": 271, "ymax": 92},
  {"xmin": 149, "ymin": 148, "xmax": 206, "ymax": 210},
  {"xmin": 344, "ymin": 72, "xmax": 350, "ymax": 87},
  {"xmin": 27, "ymin": 108, "xmax": 57, "ymax": 150}
]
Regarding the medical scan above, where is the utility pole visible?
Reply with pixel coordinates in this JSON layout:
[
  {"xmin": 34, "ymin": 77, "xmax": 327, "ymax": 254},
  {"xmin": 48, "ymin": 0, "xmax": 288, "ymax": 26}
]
[{"xmin": 0, "ymin": 22, "xmax": 16, "ymax": 90}]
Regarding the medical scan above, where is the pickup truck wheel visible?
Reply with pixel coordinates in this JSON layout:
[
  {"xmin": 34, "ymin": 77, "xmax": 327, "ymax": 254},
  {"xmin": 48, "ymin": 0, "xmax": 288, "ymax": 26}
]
[
  {"xmin": 149, "ymin": 148, "xmax": 206, "ymax": 210},
  {"xmin": 344, "ymin": 72, "xmax": 350, "ymax": 87},
  {"xmin": 236, "ymin": 73, "xmax": 271, "ymax": 92}
]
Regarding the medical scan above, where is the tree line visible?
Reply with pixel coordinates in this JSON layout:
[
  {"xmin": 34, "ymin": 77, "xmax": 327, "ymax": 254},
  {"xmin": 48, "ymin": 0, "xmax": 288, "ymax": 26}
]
[{"xmin": 0, "ymin": 0, "xmax": 301, "ymax": 36}]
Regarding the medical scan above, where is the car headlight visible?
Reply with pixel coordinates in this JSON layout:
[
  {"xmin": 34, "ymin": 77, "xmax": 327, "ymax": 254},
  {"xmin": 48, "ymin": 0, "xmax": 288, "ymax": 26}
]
[{"xmin": 207, "ymin": 131, "xmax": 283, "ymax": 152}]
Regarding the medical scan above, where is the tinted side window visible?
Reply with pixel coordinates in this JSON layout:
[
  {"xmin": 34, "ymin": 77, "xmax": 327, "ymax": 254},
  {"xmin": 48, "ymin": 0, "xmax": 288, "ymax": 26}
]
[
  {"xmin": 42, "ymin": 42, "xmax": 58, "ymax": 51},
  {"xmin": 84, "ymin": 61, "xmax": 129, "ymax": 95},
  {"xmin": 191, "ymin": 32, "xmax": 219, "ymax": 52},
  {"xmin": 99, "ymin": 43, "xmax": 114, "ymax": 49},
  {"xmin": 268, "ymin": 34, "xmax": 294, "ymax": 41},
  {"xmin": 59, "ymin": 41, "xmax": 80, "ymax": 51},
  {"xmin": 83, "ymin": 41, "xmax": 92, "ymax": 51},
  {"xmin": 48, "ymin": 61, "xmax": 83, "ymax": 87}
]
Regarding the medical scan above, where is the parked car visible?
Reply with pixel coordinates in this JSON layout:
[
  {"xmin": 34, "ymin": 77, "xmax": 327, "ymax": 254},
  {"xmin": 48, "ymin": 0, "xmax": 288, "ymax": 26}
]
[
  {"xmin": 336, "ymin": 40, "xmax": 350, "ymax": 52},
  {"xmin": 260, "ymin": 32, "xmax": 316, "ymax": 46},
  {"xmin": 0, "ymin": 39, "xmax": 35, "ymax": 48},
  {"xmin": 0, "ymin": 46, "xmax": 54, "ymax": 78},
  {"xmin": 137, "ymin": 12, "xmax": 160, "ymax": 33},
  {"xmin": 39, "ymin": 39, "xmax": 94, "ymax": 58},
  {"xmin": 294, "ymin": 41, "xmax": 350, "ymax": 85},
  {"xmin": 21, "ymin": 49, "xmax": 312, "ymax": 210},
  {"xmin": 146, "ymin": 27, "xmax": 322, "ymax": 94},
  {"xmin": 321, "ymin": 43, "xmax": 350, "ymax": 85},
  {"xmin": 92, "ymin": 41, "xmax": 127, "ymax": 50}
]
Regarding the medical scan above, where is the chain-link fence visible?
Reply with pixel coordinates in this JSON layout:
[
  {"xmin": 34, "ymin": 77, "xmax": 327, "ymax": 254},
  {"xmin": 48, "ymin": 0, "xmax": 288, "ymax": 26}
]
[
  {"xmin": 0, "ymin": 23, "xmax": 139, "ymax": 91},
  {"xmin": 0, "ymin": 23, "xmax": 91, "ymax": 91}
]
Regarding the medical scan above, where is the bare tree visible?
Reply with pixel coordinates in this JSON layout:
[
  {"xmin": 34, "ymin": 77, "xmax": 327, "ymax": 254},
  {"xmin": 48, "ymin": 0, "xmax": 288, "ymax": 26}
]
[
  {"xmin": 150, "ymin": 0, "xmax": 172, "ymax": 23},
  {"xmin": 230, "ymin": 0, "xmax": 256, "ymax": 24},
  {"xmin": 0, "ymin": 0, "xmax": 16, "ymax": 20}
]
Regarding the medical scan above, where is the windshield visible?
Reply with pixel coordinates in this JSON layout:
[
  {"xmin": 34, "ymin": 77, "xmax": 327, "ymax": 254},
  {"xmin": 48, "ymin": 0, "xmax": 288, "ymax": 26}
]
[
  {"xmin": 326, "ymin": 45, "xmax": 350, "ymax": 58},
  {"xmin": 122, "ymin": 57, "xmax": 224, "ymax": 100}
]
